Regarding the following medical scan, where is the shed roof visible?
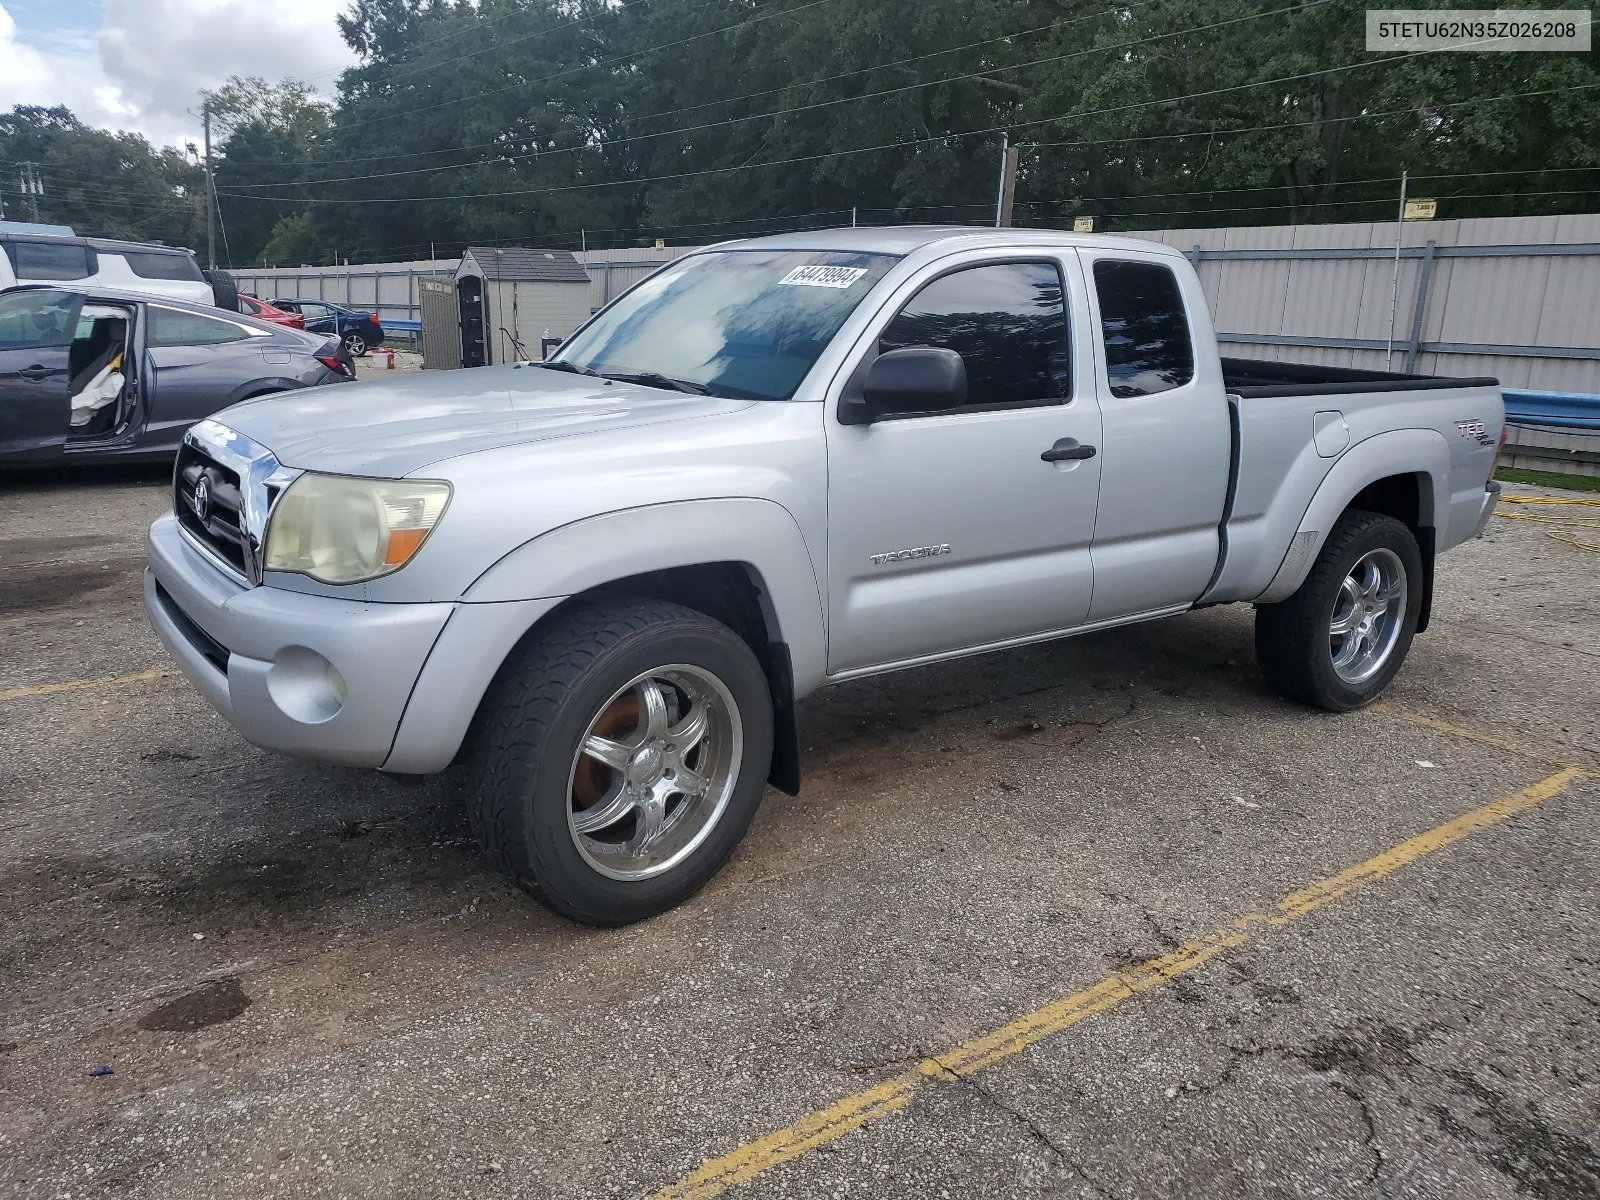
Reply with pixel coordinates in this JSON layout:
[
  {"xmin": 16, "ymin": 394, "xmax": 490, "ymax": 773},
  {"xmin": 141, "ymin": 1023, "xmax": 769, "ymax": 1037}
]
[{"xmin": 462, "ymin": 246, "xmax": 590, "ymax": 283}]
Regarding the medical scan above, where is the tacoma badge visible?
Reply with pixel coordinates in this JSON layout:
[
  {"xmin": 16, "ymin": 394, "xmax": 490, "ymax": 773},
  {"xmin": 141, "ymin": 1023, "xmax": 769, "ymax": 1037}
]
[{"xmin": 870, "ymin": 543, "xmax": 951, "ymax": 566}]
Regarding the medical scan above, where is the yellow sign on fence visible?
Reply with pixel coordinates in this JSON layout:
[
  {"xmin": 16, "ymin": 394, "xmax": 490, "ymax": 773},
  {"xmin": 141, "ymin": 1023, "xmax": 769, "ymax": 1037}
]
[
  {"xmin": 1403, "ymin": 198, "xmax": 1438, "ymax": 221},
  {"xmin": 1072, "ymin": 216, "xmax": 1095, "ymax": 233}
]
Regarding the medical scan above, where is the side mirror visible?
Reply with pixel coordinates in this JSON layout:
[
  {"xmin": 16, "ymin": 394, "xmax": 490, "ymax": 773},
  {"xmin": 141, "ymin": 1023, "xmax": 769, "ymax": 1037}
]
[{"xmin": 847, "ymin": 347, "xmax": 967, "ymax": 422}]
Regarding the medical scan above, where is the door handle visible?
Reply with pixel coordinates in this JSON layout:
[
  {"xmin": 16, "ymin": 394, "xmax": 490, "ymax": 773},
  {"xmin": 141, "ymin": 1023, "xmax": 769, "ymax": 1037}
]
[
  {"xmin": 1041, "ymin": 438, "xmax": 1096, "ymax": 462},
  {"xmin": 19, "ymin": 365, "xmax": 57, "ymax": 382}
]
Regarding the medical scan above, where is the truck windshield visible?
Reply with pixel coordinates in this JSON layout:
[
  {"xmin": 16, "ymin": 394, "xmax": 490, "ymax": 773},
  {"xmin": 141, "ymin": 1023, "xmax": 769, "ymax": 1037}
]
[{"xmin": 554, "ymin": 249, "xmax": 898, "ymax": 400}]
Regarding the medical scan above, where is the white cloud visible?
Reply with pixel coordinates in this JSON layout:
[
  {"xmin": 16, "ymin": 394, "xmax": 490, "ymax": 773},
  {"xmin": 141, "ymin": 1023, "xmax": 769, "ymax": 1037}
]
[{"xmin": 0, "ymin": 0, "xmax": 356, "ymax": 150}]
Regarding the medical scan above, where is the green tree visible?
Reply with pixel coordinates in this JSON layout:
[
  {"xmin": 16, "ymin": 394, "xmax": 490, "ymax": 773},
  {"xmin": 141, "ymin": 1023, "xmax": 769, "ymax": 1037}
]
[
  {"xmin": 206, "ymin": 77, "xmax": 334, "ymax": 264},
  {"xmin": 1, "ymin": 104, "xmax": 205, "ymax": 245}
]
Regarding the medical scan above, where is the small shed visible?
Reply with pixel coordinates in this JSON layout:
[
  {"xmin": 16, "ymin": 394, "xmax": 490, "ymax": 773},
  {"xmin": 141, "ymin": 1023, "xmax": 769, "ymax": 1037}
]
[{"xmin": 454, "ymin": 246, "xmax": 592, "ymax": 367}]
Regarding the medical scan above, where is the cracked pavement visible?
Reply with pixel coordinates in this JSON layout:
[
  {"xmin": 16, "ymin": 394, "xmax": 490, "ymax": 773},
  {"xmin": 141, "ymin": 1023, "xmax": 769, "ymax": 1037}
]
[{"xmin": 0, "ymin": 468, "xmax": 1596, "ymax": 1199}]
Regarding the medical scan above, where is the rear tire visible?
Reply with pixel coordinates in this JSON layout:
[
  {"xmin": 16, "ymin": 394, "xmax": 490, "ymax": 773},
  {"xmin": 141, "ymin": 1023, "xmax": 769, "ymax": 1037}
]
[
  {"xmin": 1255, "ymin": 510, "xmax": 1423, "ymax": 711},
  {"xmin": 343, "ymin": 331, "xmax": 368, "ymax": 357},
  {"xmin": 203, "ymin": 269, "xmax": 239, "ymax": 312},
  {"xmin": 464, "ymin": 598, "xmax": 774, "ymax": 925}
]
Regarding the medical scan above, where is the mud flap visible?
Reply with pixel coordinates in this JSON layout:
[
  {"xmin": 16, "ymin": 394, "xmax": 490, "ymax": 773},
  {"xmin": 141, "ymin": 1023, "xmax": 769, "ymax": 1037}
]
[{"xmin": 766, "ymin": 641, "xmax": 800, "ymax": 796}]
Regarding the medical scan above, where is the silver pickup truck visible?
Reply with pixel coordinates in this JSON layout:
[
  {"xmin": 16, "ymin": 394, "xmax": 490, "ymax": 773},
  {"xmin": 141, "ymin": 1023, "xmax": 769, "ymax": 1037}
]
[{"xmin": 145, "ymin": 227, "xmax": 1503, "ymax": 924}]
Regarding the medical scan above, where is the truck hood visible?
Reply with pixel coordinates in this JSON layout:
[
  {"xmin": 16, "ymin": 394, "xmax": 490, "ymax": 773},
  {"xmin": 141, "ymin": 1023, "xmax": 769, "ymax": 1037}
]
[{"xmin": 216, "ymin": 364, "xmax": 754, "ymax": 477}]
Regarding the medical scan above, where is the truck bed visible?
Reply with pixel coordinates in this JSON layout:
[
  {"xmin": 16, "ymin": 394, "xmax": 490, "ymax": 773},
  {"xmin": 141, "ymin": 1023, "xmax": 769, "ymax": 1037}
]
[{"xmin": 1222, "ymin": 356, "xmax": 1499, "ymax": 398}]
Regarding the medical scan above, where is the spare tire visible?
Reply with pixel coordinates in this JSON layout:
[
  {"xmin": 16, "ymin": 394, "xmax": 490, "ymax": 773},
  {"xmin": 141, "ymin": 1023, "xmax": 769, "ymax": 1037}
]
[{"xmin": 204, "ymin": 269, "xmax": 239, "ymax": 312}]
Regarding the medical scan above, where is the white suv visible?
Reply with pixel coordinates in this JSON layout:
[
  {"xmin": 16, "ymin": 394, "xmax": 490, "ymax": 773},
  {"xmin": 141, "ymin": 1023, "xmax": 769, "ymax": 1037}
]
[{"xmin": 0, "ymin": 232, "xmax": 214, "ymax": 305}]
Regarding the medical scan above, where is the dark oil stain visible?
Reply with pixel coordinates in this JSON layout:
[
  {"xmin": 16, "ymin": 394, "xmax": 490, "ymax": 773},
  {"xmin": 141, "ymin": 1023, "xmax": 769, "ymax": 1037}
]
[
  {"xmin": 137, "ymin": 977, "xmax": 250, "ymax": 1032},
  {"xmin": 335, "ymin": 819, "xmax": 374, "ymax": 840},
  {"xmin": 0, "ymin": 558, "xmax": 140, "ymax": 612},
  {"xmin": 0, "ymin": 533, "xmax": 116, "ymax": 564},
  {"xmin": 1433, "ymin": 1070, "xmax": 1600, "ymax": 1200},
  {"xmin": 1298, "ymin": 1020, "xmax": 1433, "ymax": 1075},
  {"xmin": 140, "ymin": 749, "xmax": 200, "ymax": 763}
]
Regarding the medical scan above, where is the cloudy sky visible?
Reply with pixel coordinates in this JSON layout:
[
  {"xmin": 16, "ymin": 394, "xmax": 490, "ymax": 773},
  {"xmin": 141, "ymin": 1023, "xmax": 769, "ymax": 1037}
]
[{"xmin": 0, "ymin": 0, "xmax": 357, "ymax": 151}]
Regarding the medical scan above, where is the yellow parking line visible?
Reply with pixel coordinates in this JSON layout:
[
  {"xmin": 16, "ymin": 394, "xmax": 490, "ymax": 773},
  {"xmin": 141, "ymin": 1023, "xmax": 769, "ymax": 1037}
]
[
  {"xmin": 653, "ymin": 766, "xmax": 1588, "ymax": 1200},
  {"xmin": 1369, "ymin": 701, "xmax": 1580, "ymax": 766},
  {"xmin": 0, "ymin": 668, "xmax": 174, "ymax": 703}
]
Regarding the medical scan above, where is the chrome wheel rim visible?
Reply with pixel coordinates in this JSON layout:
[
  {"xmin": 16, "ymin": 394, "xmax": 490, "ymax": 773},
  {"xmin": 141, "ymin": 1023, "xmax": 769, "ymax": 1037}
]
[
  {"xmin": 344, "ymin": 333, "xmax": 365, "ymax": 356},
  {"xmin": 566, "ymin": 665, "xmax": 742, "ymax": 882},
  {"xmin": 1329, "ymin": 548, "xmax": 1407, "ymax": 685}
]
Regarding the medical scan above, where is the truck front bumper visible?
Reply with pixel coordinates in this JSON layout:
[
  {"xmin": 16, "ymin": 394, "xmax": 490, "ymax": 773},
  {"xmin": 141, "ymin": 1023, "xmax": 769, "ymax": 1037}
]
[
  {"xmin": 146, "ymin": 514, "xmax": 454, "ymax": 768},
  {"xmin": 146, "ymin": 514, "xmax": 562, "ymax": 773}
]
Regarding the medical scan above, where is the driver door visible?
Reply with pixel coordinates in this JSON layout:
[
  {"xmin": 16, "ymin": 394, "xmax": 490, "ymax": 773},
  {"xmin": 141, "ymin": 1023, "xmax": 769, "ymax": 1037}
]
[
  {"xmin": 0, "ymin": 288, "xmax": 82, "ymax": 464},
  {"xmin": 824, "ymin": 255, "xmax": 1104, "ymax": 674}
]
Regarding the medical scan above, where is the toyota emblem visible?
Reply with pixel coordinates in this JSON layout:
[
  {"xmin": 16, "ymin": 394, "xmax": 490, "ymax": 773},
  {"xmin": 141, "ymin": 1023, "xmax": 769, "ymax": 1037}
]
[{"xmin": 192, "ymin": 475, "xmax": 213, "ymax": 523}]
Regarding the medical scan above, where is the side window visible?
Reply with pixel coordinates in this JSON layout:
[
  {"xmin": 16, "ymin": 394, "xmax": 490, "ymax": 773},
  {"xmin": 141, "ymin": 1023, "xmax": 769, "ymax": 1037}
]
[
  {"xmin": 879, "ymin": 262, "xmax": 1071, "ymax": 408},
  {"xmin": 13, "ymin": 241, "xmax": 92, "ymax": 281},
  {"xmin": 1091, "ymin": 260, "xmax": 1194, "ymax": 398},
  {"xmin": 149, "ymin": 307, "xmax": 249, "ymax": 347},
  {"xmin": 0, "ymin": 289, "xmax": 82, "ymax": 348},
  {"xmin": 122, "ymin": 250, "xmax": 206, "ymax": 281}
]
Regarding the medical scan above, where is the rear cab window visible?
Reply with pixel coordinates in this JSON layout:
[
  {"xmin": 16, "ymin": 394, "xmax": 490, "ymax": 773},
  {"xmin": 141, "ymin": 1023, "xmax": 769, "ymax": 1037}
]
[{"xmin": 1091, "ymin": 260, "xmax": 1195, "ymax": 397}]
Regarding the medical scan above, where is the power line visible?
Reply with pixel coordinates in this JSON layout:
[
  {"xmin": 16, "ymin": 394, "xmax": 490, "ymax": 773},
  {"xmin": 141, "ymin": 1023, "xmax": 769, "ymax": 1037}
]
[
  {"xmin": 1023, "ymin": 80, "xmax": 1600, "ymax": 150},
  {"xmin": 222, "ymin": 0, "xmax": 1336, "ymax": 201},
  {"xmin": 1031, "ymin": 186, "xmax": 1600, "ymax": 224},
  {"xmin": 218, "ymin": 0, "xmax": 1120, "ymax": 180},
  {"xmin": 221, "ymin": 44, "xmax": 1499, "ymax": 207}
]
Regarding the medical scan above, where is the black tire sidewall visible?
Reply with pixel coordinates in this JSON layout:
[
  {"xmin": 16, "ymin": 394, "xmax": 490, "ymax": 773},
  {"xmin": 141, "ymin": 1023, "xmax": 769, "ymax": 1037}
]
[
  {"xmin": 519, "ymin": 619, "xmax": 773, "ymax": 924},
  {"xmin": 1303, "ymin": 516, "xmax": 1424, "ymax": 710},
  {"xmin": 203, "ymin": 269, "xmax": 239, "ymax": 312}
]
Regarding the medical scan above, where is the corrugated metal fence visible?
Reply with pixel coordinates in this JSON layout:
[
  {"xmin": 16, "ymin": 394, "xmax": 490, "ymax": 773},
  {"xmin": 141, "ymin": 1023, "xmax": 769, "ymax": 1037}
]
[
  {"xmin": 230, "ymin": 246, "xmax": 691, "ymax": 328},
  {"xmin": 1133, "ymin": 213, "xmax": 1600, "ymax": 395}
]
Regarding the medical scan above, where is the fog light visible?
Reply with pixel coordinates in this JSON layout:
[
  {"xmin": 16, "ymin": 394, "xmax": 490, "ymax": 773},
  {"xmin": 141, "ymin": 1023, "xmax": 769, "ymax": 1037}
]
[{"xmin": 266, "ymin": 646, "xmax": 346, "ymax": 724}]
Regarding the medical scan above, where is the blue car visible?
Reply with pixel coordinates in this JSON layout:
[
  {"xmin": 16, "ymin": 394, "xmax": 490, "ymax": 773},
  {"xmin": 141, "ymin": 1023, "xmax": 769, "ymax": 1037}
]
[{"xmin": 271, "ymin": 299, "xmax": 384, "ymax": 357}]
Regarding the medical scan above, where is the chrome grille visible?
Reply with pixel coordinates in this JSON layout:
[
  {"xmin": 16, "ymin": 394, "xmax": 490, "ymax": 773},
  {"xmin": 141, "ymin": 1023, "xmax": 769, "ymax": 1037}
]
[
  {"xmin": 175, "ymin": 445, "xmax": 248, "ymax": 576},
  {"xmin": 172, "ymin": 420, "xmax": 299, "ymax": 585}
]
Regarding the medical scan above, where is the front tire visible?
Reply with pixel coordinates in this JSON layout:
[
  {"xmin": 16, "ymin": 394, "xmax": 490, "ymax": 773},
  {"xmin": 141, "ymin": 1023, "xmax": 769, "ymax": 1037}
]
[
  {"xmin": 465, "ymin": 598, "xmax": 774, "ymax": 925},
  {"xmin": 1255, "ymin": 510, "xmax": 1423, "ymax": 711}
]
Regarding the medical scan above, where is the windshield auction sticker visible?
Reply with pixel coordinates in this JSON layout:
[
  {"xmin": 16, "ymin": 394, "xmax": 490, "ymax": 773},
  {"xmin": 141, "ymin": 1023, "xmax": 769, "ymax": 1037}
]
[
  {"xmin": 779, "ymin": 265, "xmax": 870, "ymax": 288},
  {"xmin": 1366, "ymin": 8, "xmax": 1590, "ymax": 49}
]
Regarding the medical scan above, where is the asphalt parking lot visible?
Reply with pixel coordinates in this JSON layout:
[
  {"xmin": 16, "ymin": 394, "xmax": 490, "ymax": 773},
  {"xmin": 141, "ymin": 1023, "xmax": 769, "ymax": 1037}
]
[{"xmin": 1, "ymin": 468, "xmax": 1596, "ymax": 1200}]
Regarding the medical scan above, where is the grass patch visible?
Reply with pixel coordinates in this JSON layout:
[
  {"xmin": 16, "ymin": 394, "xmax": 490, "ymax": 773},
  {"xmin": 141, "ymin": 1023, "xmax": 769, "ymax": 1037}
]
[{"xmin": 1494, "ymin": 465, "xmax": 1600, "ymax": 494}]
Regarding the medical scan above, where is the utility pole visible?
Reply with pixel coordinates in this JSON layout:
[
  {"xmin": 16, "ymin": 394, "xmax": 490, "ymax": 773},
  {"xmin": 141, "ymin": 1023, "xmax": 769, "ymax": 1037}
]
[
  {"xmin": 203, "ymin": 102, "xmax": 216, "ymax": 270},
  {"xmin": 994, "ymin": 136, "xmax": 1018, "ymax": 227}
]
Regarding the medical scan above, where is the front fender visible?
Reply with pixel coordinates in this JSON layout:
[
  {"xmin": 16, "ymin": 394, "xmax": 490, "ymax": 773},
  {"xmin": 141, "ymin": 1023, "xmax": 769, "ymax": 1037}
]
[
  {"xmin": 464, "ymin": 497, "xmax": 828, "ymax": 695},
  {"xmin": 1253, "ymin": 427, "xmax": 1449, "ymax": 604}
]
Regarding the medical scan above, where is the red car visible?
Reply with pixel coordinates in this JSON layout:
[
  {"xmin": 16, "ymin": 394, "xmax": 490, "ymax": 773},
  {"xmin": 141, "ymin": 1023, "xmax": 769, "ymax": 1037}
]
[{"xmin": 238, "ymin": 295, "xmax": 306, "ymax": 329}]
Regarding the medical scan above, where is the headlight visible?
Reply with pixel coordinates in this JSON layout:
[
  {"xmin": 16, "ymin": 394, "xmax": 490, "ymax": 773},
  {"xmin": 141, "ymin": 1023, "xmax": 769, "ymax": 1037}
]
[{"xmin": 264, "ymin": 473, "xmax": 451, "ymax": 584}]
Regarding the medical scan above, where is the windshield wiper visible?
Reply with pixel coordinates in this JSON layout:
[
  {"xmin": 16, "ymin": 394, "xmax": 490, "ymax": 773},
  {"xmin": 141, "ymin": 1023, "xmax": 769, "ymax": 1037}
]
[
  {"xmin": 600, "ymin": 371, "xmax": 711, "ymax": 395},
  {"xmin": 534, "ymin": 360, "xmax": 601, "ymax": 377}
]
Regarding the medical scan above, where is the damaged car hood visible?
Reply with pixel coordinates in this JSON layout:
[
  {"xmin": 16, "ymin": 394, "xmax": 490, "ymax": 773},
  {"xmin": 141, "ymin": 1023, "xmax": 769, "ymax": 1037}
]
[{"xmin": 216, "ymin": 364, "xmax": 754, "ymax": 477}]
